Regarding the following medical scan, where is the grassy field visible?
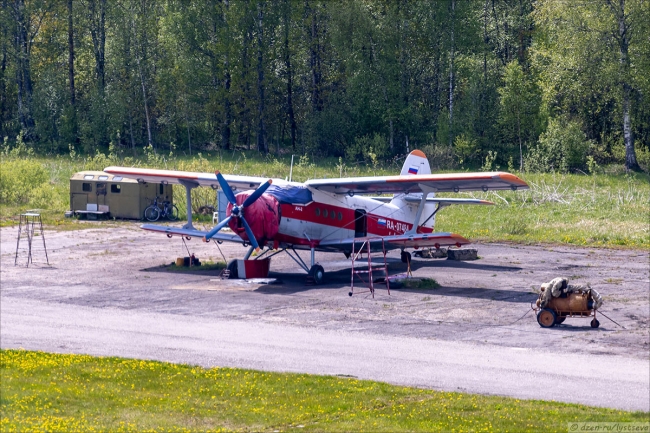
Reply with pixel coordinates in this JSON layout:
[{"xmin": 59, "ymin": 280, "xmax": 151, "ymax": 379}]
[
  {"xmin": 1, "ymin": 350, "xmax": 647, "ymax": 432},
  {"xmin": 1, "ymin": 148, "xmax": 648, "ymax": 248}
]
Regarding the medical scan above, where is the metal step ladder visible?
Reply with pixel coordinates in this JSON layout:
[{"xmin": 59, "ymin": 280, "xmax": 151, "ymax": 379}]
[
  {"xmin": 349, "ymin": 238, "xmax": 390, "ymax": 298},
  {"xmin": 14, "ymin": 212, "xmax": 49, "ymax": 267}
]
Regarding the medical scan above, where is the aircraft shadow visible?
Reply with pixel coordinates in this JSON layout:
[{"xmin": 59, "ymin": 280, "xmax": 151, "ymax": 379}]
[{"xmin": 390, "ymin": 285, "xmax": 537, "ymax": 303}]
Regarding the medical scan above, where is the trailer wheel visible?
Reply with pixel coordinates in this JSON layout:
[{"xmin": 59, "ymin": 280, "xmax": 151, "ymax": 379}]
[
  {"xmin": 590, "ymin": 318, "xmax": 600, "ymax": 329},
  {"xmin": 537, "ymin": 309, "xmax": 556, "ymax": 328},
  {"xmin": 555, "ymin": 316, "xmax": 566, "ymax": 325}
]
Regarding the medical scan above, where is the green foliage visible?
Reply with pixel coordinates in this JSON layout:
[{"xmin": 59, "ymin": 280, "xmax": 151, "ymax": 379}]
[
  {"xmin": 525, "ymin": 117, "xmax": 591, "ymax": 173},
  {"xmin": 0, "ymin": 158, "xmax": 49, "ymax": 206}
]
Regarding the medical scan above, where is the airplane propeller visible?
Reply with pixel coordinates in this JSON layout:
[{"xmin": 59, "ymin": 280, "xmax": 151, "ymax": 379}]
[{"xmin": 203, "ymin": 172, "xmax": 273, "ymax": 252}]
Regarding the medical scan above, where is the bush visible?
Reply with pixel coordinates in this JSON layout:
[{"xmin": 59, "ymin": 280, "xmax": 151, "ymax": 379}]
[
  {"xmin": 525, "ymin": 117, "xmax": 591, "ymax": 173},
  {"xmin": 0, "ymin": 159, "xmax": 50, "ymax": 206}
]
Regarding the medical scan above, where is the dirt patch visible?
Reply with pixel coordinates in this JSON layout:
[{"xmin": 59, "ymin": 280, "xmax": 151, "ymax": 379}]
[{"xmin": 2, "ymin": 222, "xmax": 649, "ymax": 359}]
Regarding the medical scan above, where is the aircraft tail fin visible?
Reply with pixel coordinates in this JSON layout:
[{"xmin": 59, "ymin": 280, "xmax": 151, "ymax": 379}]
[{"xmin": 399, "ymin": 150, "xmax": 431, "ymax": 176}]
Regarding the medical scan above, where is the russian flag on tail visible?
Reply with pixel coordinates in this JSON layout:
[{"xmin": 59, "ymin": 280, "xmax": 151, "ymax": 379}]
[{"xmin": 408, "ymin": 166, "xmax": 419, "ymax": 175}]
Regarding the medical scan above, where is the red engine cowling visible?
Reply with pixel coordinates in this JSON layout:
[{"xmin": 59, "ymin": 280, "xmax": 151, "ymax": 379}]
[{"xmin": 227, "ymin": 192, "xmax": 280, "ymax": 246}]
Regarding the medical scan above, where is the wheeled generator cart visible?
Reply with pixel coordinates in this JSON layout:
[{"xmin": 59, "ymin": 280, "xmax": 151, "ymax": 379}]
[{"xmin": 534, "ymin": 289, "xmax": 602, "ymax": 328}]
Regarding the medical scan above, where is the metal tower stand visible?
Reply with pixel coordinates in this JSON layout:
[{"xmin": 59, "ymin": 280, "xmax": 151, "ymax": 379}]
[
  {"xmin": 14, "ymin": 212, "xmax": 49, "ymax": 267},
  {"xmin": 349, "ymin": 238, "xmax": 390, "ymax": 298}
]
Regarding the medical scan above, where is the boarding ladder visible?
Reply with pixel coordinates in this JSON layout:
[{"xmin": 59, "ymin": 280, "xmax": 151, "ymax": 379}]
[
  {"xmin": 349, "ymin": 238, "xmax": 390, "ymax": 298},
  {"xmin": 14, "ymin": 212, "xmax": 49, "ymax": 267}
]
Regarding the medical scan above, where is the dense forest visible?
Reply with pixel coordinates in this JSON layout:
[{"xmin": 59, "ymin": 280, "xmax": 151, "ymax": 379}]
[{"xmin": 1, "ymin": 0, "xmax": 648, "ymax": 171}]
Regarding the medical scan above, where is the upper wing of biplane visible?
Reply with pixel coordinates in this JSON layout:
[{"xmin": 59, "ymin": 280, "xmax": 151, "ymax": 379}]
[
  {"xmin": 305, "ymin": 172, "xmax": 528, "ymax": 195},
  {"xmin": 103, "ymin": 166, "xmax": 266, "ymax": 191},
  {"xmin": 318, "ymin": 232, "xmax": 470, "ymax": 251}
]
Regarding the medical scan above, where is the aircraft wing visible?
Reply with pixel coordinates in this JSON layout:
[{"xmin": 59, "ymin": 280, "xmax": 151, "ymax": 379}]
[
  {"xmin": 318, "ymin": 232, "xmax": 470, "ymax": 251},
  {"xmin": 104, "ymin": 166, "xmax": 267, "ymax": 191},
  {"xmin": 141, "ymin": 224, "xmax": 242, "ymax": 243},
  {"xmin": 305, "ymin": 172, "xmax": 528, "ymax": 195},
  {"xmin": 370, "ymin": 197, "xmax": 494, "ymax": 206}
]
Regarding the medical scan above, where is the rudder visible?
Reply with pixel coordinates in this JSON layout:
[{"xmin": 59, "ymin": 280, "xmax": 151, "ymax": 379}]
[{"xmin": 400, "ymin": 150, "xmax": 431, "ymax": 176}]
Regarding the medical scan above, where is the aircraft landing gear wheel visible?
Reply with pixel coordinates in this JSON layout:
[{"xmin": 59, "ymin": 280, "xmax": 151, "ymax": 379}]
[
  {"xmin": 401, "ymin": 251, "xmax": 412, "ymax": 264},
  {"xmin": 309, "ymin": 264, "xmax": 325, "ymax": 285},
  {"xmin": 226, "ymin": 259, "xmax": 238, "ymax": 279},
  {"xmin": 537, "ymin": 309, "xmax": 556, "ymax": 328},
  {"xmin": 591, "ymin": 318, "xmax": 600, "ymax": 328},
  {"xmin": 555, "ymin": 316, "xmax": 566, "ymax": 325}
]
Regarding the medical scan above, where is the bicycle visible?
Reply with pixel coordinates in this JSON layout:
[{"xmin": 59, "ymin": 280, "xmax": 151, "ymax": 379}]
[{"xmin": 144, "ymin": 196, "xmax": 179, "ymax": 222}]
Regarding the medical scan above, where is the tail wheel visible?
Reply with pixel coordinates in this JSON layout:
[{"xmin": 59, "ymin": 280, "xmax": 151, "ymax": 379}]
[
  {"xmin": 537, "ymin": 309, "xmax": 556, "ymax": 328},
  {"xmin": 144, "ymin": 206, "xmax": 160, "ymax": 222},
  {"xmin": 309, "ymin": 264, "xmax": 325, "ymax": 285},
  {"xmin": 591, "ymin": 318, "xmax": 600, "ymax": 328}
]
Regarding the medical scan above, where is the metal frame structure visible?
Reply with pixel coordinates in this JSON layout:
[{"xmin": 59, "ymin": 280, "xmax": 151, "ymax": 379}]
[
  {"xmin": 349, "ymin": 238, "xmax": 390, "ymax": 298},
  {"xmin": 14, "ymin": 212, "xmax": 49, "ymax": 267}
]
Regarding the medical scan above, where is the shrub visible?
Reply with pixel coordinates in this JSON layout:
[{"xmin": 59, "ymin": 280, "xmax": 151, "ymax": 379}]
[
  {"xmin": 0, "ymin": 159, "xmax": 50, "ymax": 206},
  {"xmin": 525, "ymin": 117, "xmax": 591, "ymax": 173}
]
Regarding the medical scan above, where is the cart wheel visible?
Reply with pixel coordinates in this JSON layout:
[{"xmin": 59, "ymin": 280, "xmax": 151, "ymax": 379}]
[
  {"xmin": 537, "ymin": 309, "xmax": 557, "ymax": 328},
  {"xmin": 555, "ymin": 316, "xmax": 566, "ymax": 325},
  {"xmin": 590, "ymin": 318, "xmax": 600, "ymax": 328}
]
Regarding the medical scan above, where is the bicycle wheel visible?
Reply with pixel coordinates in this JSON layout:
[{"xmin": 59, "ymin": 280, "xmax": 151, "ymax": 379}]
[
  {"xmin": 167, "ymin": 205, "xmax": 179, "ymax": 221},
  {"xmin": 144, "ymin": 205, "xmax": 160, "ymax": 222}
]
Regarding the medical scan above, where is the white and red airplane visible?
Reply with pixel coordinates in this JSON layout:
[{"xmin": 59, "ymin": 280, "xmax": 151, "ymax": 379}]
[{"xmin": 105, "ymin": 150, "xmax": 528, "ymax": 284}]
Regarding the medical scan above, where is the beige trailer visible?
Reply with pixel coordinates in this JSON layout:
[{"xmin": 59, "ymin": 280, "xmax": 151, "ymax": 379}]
[{"xmin": 69, "ymin": 171, "xmax": 173, "ymax": 219}]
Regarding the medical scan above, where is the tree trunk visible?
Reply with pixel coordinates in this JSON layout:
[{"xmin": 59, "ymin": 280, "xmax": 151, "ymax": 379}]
[
  {"xmin": 131, "ymin": 11, "xmax": 153, "ymax": 149},
  {"xmin": 67, "ymin": 0, "xmax": 75, "ymax": 106},
  {"xmin": 222, "ymin": 1, "xmax": 232, "ymax": 150},
  {"xmin": 256, "ymin": 2, "xmax": 267, "ymax": 153},
  {"xmin": 88, "ymin": 0, "xmax": 106, "ymax": 94},
  {"xmin": 612, "ymin": 0, "xmax": 640, "ymax": 171},
  {"xmin": 283, "ymin": 0, "xmax": 296, "ymax": 151},
  {"xmin": 14, "ymin": 0, "xmax": 35, "ymax": 134},
  {"xmin": 448, "ymin": 0, "xmax": 455, "ymax": 147},
  {"xmin": 309, "ymin": 2, "xmax": 322, "ymax": 112}
]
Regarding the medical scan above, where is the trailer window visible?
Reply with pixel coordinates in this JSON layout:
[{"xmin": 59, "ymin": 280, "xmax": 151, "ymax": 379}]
[
  {"xmin": 113, "ymin": 176, "xmax": 123, "ymax": 181},
  {"xmin": 84, "ymin": 175, "xmax": 94, "ymax": 180},
  {"xmin": 98, "ymin": 175, "xmax": 108, "ymax": 180},
  {"xmin": 82, "ymin": 183, "xmax": 92, "ymax": 192},
  {"xmin": 159, "ymin": 184, "xmax": 164, "ymax": 195},
  {"xmin": 111, "ymin": 184, "xmax": 121, "ymax": 193}
]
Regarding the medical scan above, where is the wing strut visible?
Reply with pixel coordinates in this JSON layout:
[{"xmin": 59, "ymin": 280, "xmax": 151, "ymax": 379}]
[
  {"xmin": 405, "ymin": 185, "xmax": 435, "ymax": 235},
  {"xmin": 179, "ymin": 179, "xmax": 200, "ymax": 230}
]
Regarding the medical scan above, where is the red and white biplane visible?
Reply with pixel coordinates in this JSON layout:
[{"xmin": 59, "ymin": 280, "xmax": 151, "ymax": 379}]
[{"xmin": 105, "ymin": 150, "xmax": 528, "ymax": 284}]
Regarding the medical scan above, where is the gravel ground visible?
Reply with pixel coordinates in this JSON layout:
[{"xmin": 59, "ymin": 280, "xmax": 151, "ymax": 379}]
[{"xmin": 2, "ymin": 223, "xmax": 649, "ymax": 410}]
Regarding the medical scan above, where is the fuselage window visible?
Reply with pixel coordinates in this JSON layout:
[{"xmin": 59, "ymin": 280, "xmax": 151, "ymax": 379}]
[
  {"xmin": 323, "ymin": 209, "xmax": 328, "ymax": 218},
  {"xmin": 111, "ymin": 184, "xmax": 121, "ymax": 193},
  {"xmin": 338, "ymin": 212, "xmax": 343, "ymax": 221},
  {"xmin": 82, "ymin": 183, "xmax": 92, "ymax": 192},
  {"xmin": 331, "ymin": 210, "xmax": 336, "ymax": 219},
  {"xmin": 315, "ymin": 208, "xmax": 320, "ymax": 217}
]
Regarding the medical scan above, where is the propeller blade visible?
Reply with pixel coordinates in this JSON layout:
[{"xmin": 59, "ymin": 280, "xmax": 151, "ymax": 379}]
[
  {"xmin": 203, "ymin": 216, "xmax": 232, "ymax": 242},
  {"xmin": 240, "ymin": 216, "xmax": 260, "ymax": 252},
  {"xmin": 216, "ymin": 171, "xmax": 237, "ymax": 205},
  {"xmin": 243, "ymin": 179, "xmax": 273, "ymax": 208}
]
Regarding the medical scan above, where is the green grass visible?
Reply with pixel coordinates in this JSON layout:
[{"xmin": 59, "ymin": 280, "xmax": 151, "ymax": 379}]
[
  {"xmin": 1, "ymin": 350, "xmax": 647, "ymax": 432},
  {"xmin": 1, "ymin": 150, "xmax": 648, "ymax": 248}
]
